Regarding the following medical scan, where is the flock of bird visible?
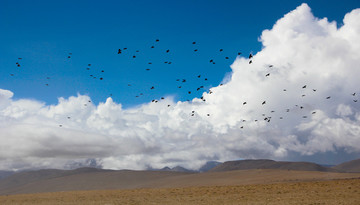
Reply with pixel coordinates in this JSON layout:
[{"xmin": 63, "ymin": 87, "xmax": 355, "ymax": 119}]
[{"xmin": 9, "ymin": 38, "xmax": 359, "ymax": 129}]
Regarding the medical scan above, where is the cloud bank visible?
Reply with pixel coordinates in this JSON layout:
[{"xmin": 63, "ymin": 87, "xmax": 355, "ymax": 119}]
[{"xmin": 1, "ymin": 3, "xmax": 360, "ymax": 170}]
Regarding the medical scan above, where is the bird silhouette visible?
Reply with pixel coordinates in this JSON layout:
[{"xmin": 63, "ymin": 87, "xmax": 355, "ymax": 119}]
[
  {"xmin": 302, "ymin": 85, "xmax": 307, "ymax": 89},
  {"xmin": 118, "ymin": 49, "xmax": 121, "ymax": 54},
  {"xmin": 262, "ymin": 101, "xmax": 266, "ymax": 105}
]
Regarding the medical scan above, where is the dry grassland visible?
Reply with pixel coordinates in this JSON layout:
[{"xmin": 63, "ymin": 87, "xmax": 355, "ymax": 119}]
[{"xmin": 0, "ymin": 178, "xmax": 359, "ymax": 205}]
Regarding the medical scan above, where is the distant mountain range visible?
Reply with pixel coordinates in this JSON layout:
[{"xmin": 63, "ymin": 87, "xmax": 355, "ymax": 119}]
[
  {"xmin": 209, "ymin": 159, "xmax": 337, "ymax": 172},
  {"xmin": 0, "ymin": 158, "xmax": 359, "ymax": 195}
]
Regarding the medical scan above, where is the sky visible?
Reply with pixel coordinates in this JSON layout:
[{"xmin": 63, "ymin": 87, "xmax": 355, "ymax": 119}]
[{"xmin": 0, "ymin": 0, "xmax": 360, "ymax": 171}]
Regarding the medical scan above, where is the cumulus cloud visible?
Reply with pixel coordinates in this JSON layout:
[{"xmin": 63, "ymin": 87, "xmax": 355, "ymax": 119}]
[{"xmin": 1, "ymin": 3, "xmax": 360, "ymax": 171}]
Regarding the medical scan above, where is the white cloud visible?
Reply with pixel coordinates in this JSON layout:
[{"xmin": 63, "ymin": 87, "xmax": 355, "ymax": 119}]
[{"xmin": 1, "ymin": 3, "xmax": 360, "ymax": 171}]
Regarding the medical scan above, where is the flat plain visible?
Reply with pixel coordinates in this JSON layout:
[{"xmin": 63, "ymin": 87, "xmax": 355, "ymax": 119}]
[{"xmin": 0, "ymin": 169, "xmax": 359, "ymax": 204}]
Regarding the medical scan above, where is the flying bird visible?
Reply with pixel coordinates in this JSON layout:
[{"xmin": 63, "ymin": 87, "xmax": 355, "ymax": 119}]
[
  {"xmin": 118, "ymin": 49, "xmax": 121, "ymax": 54},
  {"xmin": 262, "ymin": 101, "xmax": 266, "ymax": 105}
]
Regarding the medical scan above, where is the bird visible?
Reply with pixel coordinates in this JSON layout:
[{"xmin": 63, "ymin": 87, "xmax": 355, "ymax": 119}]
[
  {"xmin": 269, "ymin": 65, "xmax": 273, "ymax": 68},
  {"xmin": 326, "ymin": 96, "xmax": 331, "ymax": 99},
  {"xmin": 262, "ymin": 101, "xmax": 266, "ymax": 105},
  {"xmin": 219, "ymin": 49, "xmax": 223, "ymax": 52},
  {"xmin": 192, "ymin": 42, "xmax": 196, "ymax": 44},
  {"xmin": 133, "ymin": 55, "xmax": 136, "ymax": 58},
  {"xmin": 354, "ymin": 100, "xmax": 358, "ymax": 102},
  {"xmin": 166, "ymin": 49, "xmax": 170, "ymax": 53},
  {"xmin": 249, "ymin": 54, "xmax": 253, "ymax": 59},
  {"xmin": 283, "ymin": 89, "xmax": 287, "ymax": 91},
  {"xmin": 238, "ymin": 52, "xmax": 242, "ymax": 55},
  {"xmin": 204, "ymin": 78, "xmax": 208, "ymax": 81},
  {"xmin": 225, "ymin": 57, "xmax": 229, "ymax": 59},
  {"xmin": 151, "ymin": 46, "xmax": 154, "ymax": 48},
  {"xmin": 249, "ymin": 60, "xmax": 252, "ymax": 64},
  {"xmin": 188, "ymin": 91, "xmax": 191, "ymax": 94},
  {"xmin": 302, "ymin": 85, "xmax": 307, "ymax": 89},
  {"xmin": 312, "ymin": 111, "xmax": 316, "ymax": 114},
  {"xmin": 197, "ymin": 75, "xmax": 201, "ymax": 78},
  {"xmin": 99, "ymin": 77, "xmax": 103, "ymax": 80},
  {"xmin": 156, "ymin": 39, "xmax": 159, "ymax": 42},
  {"xmin": 150, "ymin": 86, "xmax": 155, "ymax": 89},
  {"xmin": 194, "ymin": 49, "xmax": 198, "ymax": 52},
  {"xmin": 313, "ymin": 89, "xmax": 317, "ymax": 92},
  {"xmin": 243, "ymin": 102, "xmax": 247, "ymax": 105},
  {"xmin": 265, "ymin": 73, "xmax": 270, "ymax": 77},
  {"xmin": 146, "ymin": 69, "xmax": 150, "ymax": 71},
  {"xmin": 118, "ymin": 49, "xmax": 121, "ymax": 54},
  {"xmin": 352, "ymin": 93, "xmax": 356, "ymax": 96}
]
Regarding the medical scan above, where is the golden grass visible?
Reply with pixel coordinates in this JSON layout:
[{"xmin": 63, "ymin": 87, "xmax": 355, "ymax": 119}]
[{"xmin": 0, "ymin": 178, "xmax": 359, "ymax": 205}]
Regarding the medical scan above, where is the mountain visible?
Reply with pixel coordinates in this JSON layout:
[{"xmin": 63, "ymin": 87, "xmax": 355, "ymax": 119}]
[
  {"xmin": 150, "ymin": 166, "xmax": 196, "ymax": 172},
  {"xmin": 199, "ymin": 161, "xmax": 222, "ymax": 172},
  {"xmin": 209, "ymin": 159, "xmax": 338, "ymax": 172},
  {"xmin": 0, "ymin": 171, "xmax": 15, "ymax": 180},
  {"xmin": 332, "ymin": 158, "xmax": 360, "ymax": 173}
]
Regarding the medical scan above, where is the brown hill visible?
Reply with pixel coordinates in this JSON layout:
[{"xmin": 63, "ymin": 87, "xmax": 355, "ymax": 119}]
[
  {"xmin": 210, "ymin": 159, "xmax": 337, "ymax": 172},
  {"xmin": 333, "ymin": 158, "xmax": 360, "ymax": 172}
]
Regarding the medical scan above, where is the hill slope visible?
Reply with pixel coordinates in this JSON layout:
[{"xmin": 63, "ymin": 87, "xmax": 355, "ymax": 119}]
[
  {"xmin": 210, "ymin": 159, "xmax": 337, "ymax": 172},
  {"xmin": 333, "ymin": 158, "xmax": 360, "ymax": 172}
]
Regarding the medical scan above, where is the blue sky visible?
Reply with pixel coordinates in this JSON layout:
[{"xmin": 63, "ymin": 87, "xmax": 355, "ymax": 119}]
[
  {"xmin": 1, "ymin": 1, "xmax": 360, "ymax": 170},
  {"xmin": 1, "ymin": 0, "xmax": 358, "ymax": 108}
]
